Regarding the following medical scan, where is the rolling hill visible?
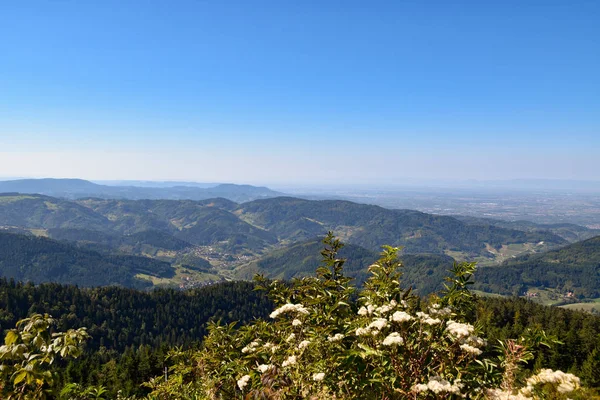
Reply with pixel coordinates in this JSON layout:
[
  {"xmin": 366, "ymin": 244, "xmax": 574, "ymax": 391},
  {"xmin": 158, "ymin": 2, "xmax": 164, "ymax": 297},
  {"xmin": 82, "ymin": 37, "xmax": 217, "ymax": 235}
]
[
  {"xmin": 77, "ymin": 198, "xmax": 277, "ymax": 251},
  {"xmin": 235, "ymin": 238, "xmax": 459, "ymax": 295},
  {"xmin": 0, "ymin": 193, "xmax": 567, "ymax": 260},
  {"xmin": 0, "ymin": 193, "xmax": 586, "ymax": 291},
  {"xmin": 46, "ymin": 228, "xmax": 192, "ymax": 252},
  {"xmin": 456, "ymin": 216, "xmax": 600, "ymax": 243},
  {"xmin": 235, "ymin": 197, "xmax": 567, "ymax": 258},
  {"xmin": 0, "ymin": 193, "xmax": 113, "ymax": 231},
  {"xmin": 0, "ymin": 194, "xmax": 275, "ymax": 253},
  {"xmin": 0, "ymin": 232, "xmax": 175, "ymax": 288},
  {"xmin": 474, "ymin": 236, "xmax": 600, "ymax": 298}
]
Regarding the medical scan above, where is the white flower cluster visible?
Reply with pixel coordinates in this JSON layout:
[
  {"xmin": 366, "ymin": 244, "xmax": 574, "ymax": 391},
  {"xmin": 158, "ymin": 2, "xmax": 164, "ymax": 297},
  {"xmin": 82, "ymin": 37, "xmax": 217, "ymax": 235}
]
[
  {"xmin": 270, "ymin": 303, "xmax": 309, "ymax": 319},
  {"xmin": 412, "ymin": 376, "xmax": 462, "ymax": 394},
  {"xmin": 356, "ymin": 317, "xmax": 390, "ymax": 337},
  {"xmin": 468, "ymin": 336, "xmax": 486, "ymax": 348},
  {"xmin": 459, "ymin": 343, "xmax": 482, "ymax": 356},
  {"xmin": 382, "ymin": 332, "xmax": 403, "ymax": 346},
  {"xmin": 523, "ymin": 369, "xmax": 580, "ymax": 395},
  {"xmin": 415, "ymin": 311, "xmax": 441, "ymax": 325},
  {"xmin": 356, "ymin": 318, "xmax": 388, "ymax": 336},
  {"xmin": 292, "ymin": 318, "xmax": 302, "ymax": 326},
  {"xmin": 312, "ymin": 372, "xmax": 325, "ymax": 382},
  {"xmin": 358, "ymin": 304, "xmax": 376, "ymax": 316},
  {"xmin": 423, "ymin": 317, "xmax": 441, "ymax": 325},
  {"xmin": 282, "ymin": 355, "xmax": 297, "ymax": 367},
  {"xmin": 358, "ymin": 299, "xmax": 402, "ymax": 317},
  {"xmin": 487, "ymin": 369, "xmax": 580, "ymax": 399},
  {"xmin": 377, "ymin": 304, "xmax": 393, "ymax": 315},
  {"xmin": 445, "ymin": 320, "xmax": 474, "ymax": 340},
  {"xmin": 241, "ymin": 340, "xmax": 260, "ymax": 354},
  {"xmin": 327, "ymin": 333, "xmax": 344, "ymax": 342},
  {"xmin": 257, "ymin": 364, "xmax": 273, "ymax": 373},
  {"xmin": 391, "ymin": 310, "xmax": 412, "ymax": 322},
  {"xmin": 237, "ymin": 374, "xmax": 251, "ymax": 390},
  {"xmin": 298, "ymin": 340, "xmax": 311, "ymax": 350},
  {"xmin": 368, "ymin": 318, "xmax": 388, "ymax": 331},
  {"xmin": 445, "ymin": 320, "xmax": 485, "ymax": 356},
  {"xmin": 356, "ymin": 327, "xmax": 370, "ymax": 336},
  {"xmin": 264, "ymin": 342, "xmax": 279, "ymax": 353}
]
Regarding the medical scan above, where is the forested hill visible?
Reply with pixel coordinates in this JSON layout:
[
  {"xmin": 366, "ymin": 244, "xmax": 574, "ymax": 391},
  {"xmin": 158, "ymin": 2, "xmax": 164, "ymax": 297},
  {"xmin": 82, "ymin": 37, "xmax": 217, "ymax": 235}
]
[
  {"xmin": 475, "ymin": 235, "xmax": 600, "ymax": 297},
  {"xmin": 456, "ymin": 215, "xmax": 600, "ymax": 243},
  {"xmin": 0, "ymin": 232, "xmax": 174, "ymax": 288},
  {"xmin": 0, "ymin": 279, "xmax": 272, "ymax": 352},
  {"xmin": 0, "ymin": 193, "xmax": 113, "ymax": 231},
  {"xmin": 0, "ymin": 194, "xmax": 277, "ymax": 252},
  {"xmin": 235, "ymin": 238, "xmax": 455, "ymax": 295},
  {"xmin": 235, "ymin": 197, "xmax": 567, "ymax": 256},
  {"xmin": 0, "ymin": 193, "xmax": 567, "ymax": 260}
]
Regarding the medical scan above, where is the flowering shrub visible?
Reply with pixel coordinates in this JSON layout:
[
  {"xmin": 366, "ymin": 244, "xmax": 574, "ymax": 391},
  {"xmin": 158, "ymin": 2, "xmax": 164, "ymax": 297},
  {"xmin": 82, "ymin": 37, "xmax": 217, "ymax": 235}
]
[{"xmin": 144, "ymin": 233, "xmax": 589, "ymax": 399}]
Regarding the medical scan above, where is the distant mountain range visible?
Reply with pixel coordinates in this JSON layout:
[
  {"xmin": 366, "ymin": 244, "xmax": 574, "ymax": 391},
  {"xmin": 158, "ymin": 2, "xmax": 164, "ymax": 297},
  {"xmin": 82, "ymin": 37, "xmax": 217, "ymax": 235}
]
[
  {"xmin": 94, "ymin": 180, "xmax": 220, "ymax": 188},
  {"xmin": 0, "ymin": 178, "xmax": 283, "ymax": 202}
]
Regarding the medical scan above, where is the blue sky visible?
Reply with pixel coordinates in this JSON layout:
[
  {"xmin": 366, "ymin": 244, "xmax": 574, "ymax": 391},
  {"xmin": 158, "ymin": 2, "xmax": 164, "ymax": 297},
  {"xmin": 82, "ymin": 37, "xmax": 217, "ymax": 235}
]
[{"xmin": 1, "ymin": 0, "xmax": 599, "ymax": 184}]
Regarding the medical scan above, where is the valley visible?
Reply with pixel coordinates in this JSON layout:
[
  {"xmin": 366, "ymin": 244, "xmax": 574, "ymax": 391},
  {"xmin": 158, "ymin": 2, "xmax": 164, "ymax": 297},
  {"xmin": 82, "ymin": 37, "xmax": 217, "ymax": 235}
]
[{"xmin": 1, "ymin": 186, "xmax": 598, "ymax": 307}]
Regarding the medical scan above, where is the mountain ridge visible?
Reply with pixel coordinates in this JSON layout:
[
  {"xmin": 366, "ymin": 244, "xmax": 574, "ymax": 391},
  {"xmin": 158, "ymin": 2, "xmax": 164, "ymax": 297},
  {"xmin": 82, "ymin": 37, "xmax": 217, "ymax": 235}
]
[
  {"xmin": 235, "ymin": 196, "xmax": 567, "ymax": 257},
  {"xmin": 0, "ymin": 193, "xmax": 583, "ymax": 292},
  {"xmin": 0, "ymin": 178, "xmax": 283, "ymax": 202}
]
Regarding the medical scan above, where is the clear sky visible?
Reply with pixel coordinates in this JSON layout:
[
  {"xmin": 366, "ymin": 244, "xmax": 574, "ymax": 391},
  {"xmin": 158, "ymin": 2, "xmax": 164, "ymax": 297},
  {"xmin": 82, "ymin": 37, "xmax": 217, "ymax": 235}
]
[{"xmin": 1, "ymin": 0, "xmax": 599, "ymax": 184}]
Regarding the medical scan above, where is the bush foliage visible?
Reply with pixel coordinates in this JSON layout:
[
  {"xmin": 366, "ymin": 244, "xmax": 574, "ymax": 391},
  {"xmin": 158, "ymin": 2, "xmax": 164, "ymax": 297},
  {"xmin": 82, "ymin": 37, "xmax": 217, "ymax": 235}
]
[{"xmin": 140, "ymin": 233, "xmax": 588, "ymax": 399}]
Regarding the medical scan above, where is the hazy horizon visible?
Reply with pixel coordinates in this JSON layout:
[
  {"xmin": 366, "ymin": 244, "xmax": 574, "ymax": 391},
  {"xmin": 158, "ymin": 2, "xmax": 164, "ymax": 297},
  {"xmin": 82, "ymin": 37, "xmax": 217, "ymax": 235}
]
[
  {"xmin": 2, "ymin": 1, "xmax": 599, "ymax": 183},
  {"xmin": 1, "ymin": 175, "xmax": 599, "ymax": 193}
]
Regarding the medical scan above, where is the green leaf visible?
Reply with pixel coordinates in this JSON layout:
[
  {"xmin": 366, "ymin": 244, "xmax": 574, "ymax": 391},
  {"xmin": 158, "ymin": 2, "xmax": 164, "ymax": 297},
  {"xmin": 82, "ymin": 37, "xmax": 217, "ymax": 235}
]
[
  {"xmin": 12, "ymin": 370, "xmax": 28, "ymax": 385},
  {"xmin": 5, "ymin": 330, "xmax": 19, "ymax": 345}
]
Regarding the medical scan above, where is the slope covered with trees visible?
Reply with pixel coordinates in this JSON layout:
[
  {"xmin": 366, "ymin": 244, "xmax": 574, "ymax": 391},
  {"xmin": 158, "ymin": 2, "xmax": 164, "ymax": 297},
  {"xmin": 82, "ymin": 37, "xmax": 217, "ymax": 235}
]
[
  {"xmin": 0, "ymin": 194, "xmax": 566, "ymax": 259},
  {"xmin": 235, "ymin": 238, "xmax": 455, "ymax": 295},
  {"xmin": 0, "ymin": 279, "xmax": 273, "ymax": 397},
  {"xmin": 0, "ymin": 232, "xmax": 174, "ymax": 288},
  {"xmin": 475, "ymin": 236, "xmax": 600, "ymax": 298},
  {"xmin": 0, "ymin": 193, "xmax": 590, "ymax": 293},
  {"xmin": 0, "ymin": 193, "xmax": 112, "ymax": 231},
  {"xmin": 236, "ymin": 197, "xmax": 566, "ymax": 257},
  {"xmin": 457, "ymin": 216, "xmax": 600, "ymax": 243},
  {"xmin": 0, "ymin": 279, "xmax": 272, "ymax": 352}
]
